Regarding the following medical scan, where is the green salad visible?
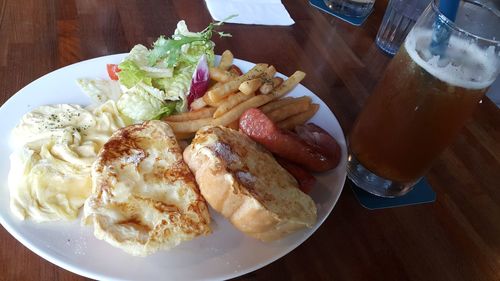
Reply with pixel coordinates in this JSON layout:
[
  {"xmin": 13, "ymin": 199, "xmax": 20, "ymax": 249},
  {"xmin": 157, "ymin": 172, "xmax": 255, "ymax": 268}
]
[{"xmin": 77, "ymin": 20, "xmax": 230, "ymax": 122}]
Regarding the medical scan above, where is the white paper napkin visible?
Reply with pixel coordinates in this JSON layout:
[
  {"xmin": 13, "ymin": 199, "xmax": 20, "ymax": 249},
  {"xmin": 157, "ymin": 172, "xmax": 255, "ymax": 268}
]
[{"xmin": 205, "ymin": 0, "xmax": 295, "ymax": 26}]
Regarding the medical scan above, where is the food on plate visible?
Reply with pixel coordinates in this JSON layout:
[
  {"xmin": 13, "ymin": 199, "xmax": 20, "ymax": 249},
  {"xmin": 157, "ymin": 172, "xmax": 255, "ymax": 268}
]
[
  {"xmin": 204, "ymin": 63, "xmax": 268, "ymax": 105},
  {"xmin": 76, "ymin": 78, "xmax": 122, "ymax": 103},
  {"xmin": 183, "ymin": 126, "xmax": 317, "ymax": 241},
  {"xmin": 260, "ymin": 96, "xmax": 311, "ymax": 114},
  {"xmin": 164, "ymin": 70, "xmax": 306, "ymax": 138},
  {"xmin": 5, "ymin": 12, "xmax": 345, "ymax": 259},
  {"xmin": 228, "ymin": 64, "xmax": 243, "ymax": 76},
  {"xmin": 163, "ymin": 106, "xmax": 216, "ymax": 122},
  {"xmin": 212, "ymin": 91, "xmax": 255, "ymax": 118},
  {"xmin": 276, "ymin": 158, "xmax": 317, "ymax": 194},
  {"xmin": 260, "ymin": 77, "xmax": 283, "ymax": 95},
  {"xmin": 77, "ymin": 20, "xmax": 231, "ymax": 122},
  {"xmin": 106, "ymin": 64, "xmax": 121, "ymax": 80},
  {"xmin": 83, "ymin": 120, "xmax": 211, "ymax": 256},
  {"xmin": 239, "ymin": 78, "xmax": 263, "ymax": 95},
  {"xmin": 209, "ymin": 66, "xmax": 237, "ymax": 83},
  {"xmin": 265, "ymin": 96, "xmax": 312, "ymax": 123},
  {"xmin": 218, "ymin": 50, "xmax": 234, "ymax": 70},
  {"xmin": 189, "ymin": 96, "xmax": 209, "ymax": 111},
  {"xmin": 255, "ymin": 65, "xmax": 277, "ymax": 95},
  {"xmin": 156, "ymin": 49, "xmax": 308, "ymax": 139},
  {"xmin": 258, "ymin": 95, "xmax": 319, "ymax": 128},
  {"xmin": 239, "ymin": 108, "xmax": 340, "ymax": 172},
  {"xmin": 8, "ymin": 101, "xmax": 127, "ymax": 222},
  {"xmin": 295, "ymin": 123, "xmax": 341, "ymax": 170},
  {"xmin": 277, "ymin": 104, "xmax": 319, "ymax": 130},
  {"xmin": 187, "ymin": 54, "xmax": 210, "ymax": 110}
]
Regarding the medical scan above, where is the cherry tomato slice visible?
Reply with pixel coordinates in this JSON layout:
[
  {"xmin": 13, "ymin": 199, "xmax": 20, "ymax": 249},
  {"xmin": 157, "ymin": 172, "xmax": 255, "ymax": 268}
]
[{"xmin": 106, "ymin": 64, "xmax": 121, "ymax": 80}]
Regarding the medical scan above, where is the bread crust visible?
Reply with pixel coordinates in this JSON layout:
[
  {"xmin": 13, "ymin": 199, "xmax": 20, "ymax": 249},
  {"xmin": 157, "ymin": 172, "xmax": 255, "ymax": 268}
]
[{"xmin": 183, "ymin": 126, "xmax": 317, "ymax": 241}]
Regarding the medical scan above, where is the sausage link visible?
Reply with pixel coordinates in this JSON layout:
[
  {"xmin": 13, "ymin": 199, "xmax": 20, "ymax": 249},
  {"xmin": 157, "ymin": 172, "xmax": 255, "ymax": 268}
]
[
  {"xmin": 276, "ymin": 158, "xmax": 316, "ymax": 193},
  {"xmin": 239, "ymin": 108, "xmax": 338, "ymax": 172}
]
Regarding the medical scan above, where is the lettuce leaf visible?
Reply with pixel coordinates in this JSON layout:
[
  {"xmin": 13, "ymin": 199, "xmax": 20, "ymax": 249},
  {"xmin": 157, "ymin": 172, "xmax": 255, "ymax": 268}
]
[
  {"xmin": 126, "ymin": 44, "xmax": 150, "ymax": 67},
  {"xmin": 111, "ymin": 19, "xmax": 231, "ymax": 121},
  {"xmin": 76, "ymin": 79, "xmax": 122, "ymax": 104},
  {"xmin": 154, "ymin": 68, "xmax": 192, "ymax": 112},
  {"xmin": 117, "ymin": 60, "xmax": 152, "ymax": 89},
  {"xmin": 148, "ymin": 20, "xmax": 229, "ymax": 67},
  {"xmin": 117, "ymin": 88, "xmax": 177, "ymax": 121}
]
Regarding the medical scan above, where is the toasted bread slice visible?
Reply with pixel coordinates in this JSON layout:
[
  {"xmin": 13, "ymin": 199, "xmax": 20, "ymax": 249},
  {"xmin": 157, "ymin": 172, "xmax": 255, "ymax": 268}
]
[
  {"xmin": 183, "ymin": 126, "xmax": 317, "ymax": 241},
  {"xmin": 83, "ymin": 120, "xmax": 211, "ymax": 256}
]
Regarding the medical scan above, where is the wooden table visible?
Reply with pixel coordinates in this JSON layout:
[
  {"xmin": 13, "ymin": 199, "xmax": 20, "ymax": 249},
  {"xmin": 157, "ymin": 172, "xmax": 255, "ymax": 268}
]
[{"xmin": 1, "ymin": 0, "xmax": 499, "ymax": 280}]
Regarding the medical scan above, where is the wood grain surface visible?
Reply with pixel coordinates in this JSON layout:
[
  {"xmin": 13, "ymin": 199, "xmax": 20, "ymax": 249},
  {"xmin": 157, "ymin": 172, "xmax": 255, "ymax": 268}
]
[{"xmin": 1, "ymin": 0, "xmax": 499, "ymax": 280}]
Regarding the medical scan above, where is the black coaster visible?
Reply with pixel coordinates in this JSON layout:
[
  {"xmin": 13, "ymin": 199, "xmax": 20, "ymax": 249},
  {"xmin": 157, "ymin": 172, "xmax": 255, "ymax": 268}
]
[
  {"xmin": 309, "ymin": 0, "xmax": 373, "ymax": 26},
  {"xmin": 350, "ymin": 178, "xmax": 436, "ymax": 210}
]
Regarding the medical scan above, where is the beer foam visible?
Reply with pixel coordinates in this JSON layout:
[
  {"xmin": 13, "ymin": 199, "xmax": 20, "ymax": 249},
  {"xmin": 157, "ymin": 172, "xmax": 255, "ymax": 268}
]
[{"xmin": 404, "ymin": 29, "xmax": 499, "ymax": 90}]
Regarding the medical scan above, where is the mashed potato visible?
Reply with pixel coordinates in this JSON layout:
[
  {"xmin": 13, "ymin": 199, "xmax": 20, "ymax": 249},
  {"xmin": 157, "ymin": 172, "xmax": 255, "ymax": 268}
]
[{"xmin": 8, "ymin": 101, "xmax": 127, "ymax": 222}]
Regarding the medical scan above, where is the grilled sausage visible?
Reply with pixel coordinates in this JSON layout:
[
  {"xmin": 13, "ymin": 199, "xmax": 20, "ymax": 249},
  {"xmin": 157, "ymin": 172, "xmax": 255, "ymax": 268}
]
[
  {"xmin": 295, "ymin": 123, "xmax": 341, "ymax": 169},
  {"xmin": 239, "ymin": 108, "xmax": 339, "ymax": 172},
  {"xmin": 276, "ymin": 158, "xmax": 316, "ymax": 193}
]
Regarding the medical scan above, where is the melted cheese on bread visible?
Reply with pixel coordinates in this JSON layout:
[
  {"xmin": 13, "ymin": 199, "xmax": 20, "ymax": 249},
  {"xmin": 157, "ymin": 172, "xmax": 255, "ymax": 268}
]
[{"xmin": 83, "ymin": 120, "xmax": 211, "ymax": 256}]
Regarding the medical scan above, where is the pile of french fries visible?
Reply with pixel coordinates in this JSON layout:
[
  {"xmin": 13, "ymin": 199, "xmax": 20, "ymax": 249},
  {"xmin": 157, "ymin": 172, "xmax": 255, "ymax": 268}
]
[{"xmin": 163, "ymin": 50, "xmax": 319, "ymax": 139}]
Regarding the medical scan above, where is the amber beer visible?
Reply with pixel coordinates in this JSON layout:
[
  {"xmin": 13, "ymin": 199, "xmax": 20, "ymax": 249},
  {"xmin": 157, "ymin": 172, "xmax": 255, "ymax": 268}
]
[{"xmin": 348, "ymin": 27, "xmax": 497, "ymax": 195}]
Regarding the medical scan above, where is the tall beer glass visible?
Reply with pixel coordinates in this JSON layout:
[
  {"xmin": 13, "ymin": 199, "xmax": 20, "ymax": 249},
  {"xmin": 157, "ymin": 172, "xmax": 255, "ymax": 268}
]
[{"xmin": 347, "ymin": 0, "xmax": 500, "ymax": 197}]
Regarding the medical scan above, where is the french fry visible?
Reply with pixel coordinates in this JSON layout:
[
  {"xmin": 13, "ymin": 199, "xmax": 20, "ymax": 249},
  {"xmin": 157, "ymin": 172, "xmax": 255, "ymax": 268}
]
[
  {"xmin": 213, "ymin": 92, "xmax": 238, "ymax": 108},
  {"xmin": 213, "ymin": 92, "xmax": 255, "ymax": 118},
  {"xmin": 203, "ymin": 92, "xmax": 228, "ymax": 107},
  {"xmin": 260, "ymin": 77, "xmax": 284, "ymax": 95},
  {"xmin": 209, "ymin": 81, "xmax": 221, "ymax": 90},
  {"xmin": 226, "ymin": 120, "xmax": 239, "ymax": 130},
  {"xmin": 204, "ymin": 81, "xmax": 222, "ymax": 105},
  {"xmin": 190, "ymin": 97, "xmax": 208, "ymax": 111},
  {"xmin": 266, "ymin": 98, "xmax": 312, "ymax": 123},
  {"xmin": 203, "ymin": 82, "xmax": 225, "ymax": 107},
  {"xmin": 165, "ymin": 117, "xmax": 214, "ymax": 133},
  {"xmin": 209, "ymin": 67, "xmax": 235, "ymax": 83},
  {"xmin": 270, "ymin": 71, "xmax": 306, "ymax": 100},
  {"xmin": 203, "ymin": 91, "xmax": 217, "ymax": 106},
  {"xmin": 277, "ymin": 104, "xmax": 320, "ymax": 130},
  {"xmin": 218, "ymin": 50, "xmax": 234, "ymax": 70},
  {"xmin": 212, "ymin": 94, "xmax": 274, "ymax": 127},
  {"xmin": 206, "ymin": 63, "xmax": 268, "ymax": 103},
  {"xmin": 239, "ymin": 78, "xmax": 263, "ymax": 95},
  {"xmin": 163, "ymin": 107, "xmax": 216, "ymax": 122},
  {"xmin": 264, "ymin": 65, "xmax": 277, "ymax": 78},
  {"xmin": 258, "ymin": 66, "xmax": 277, "ymax": 94},
  {"xmin": 260, "ymin": 96, "xmax": 311, "ymax": 114}
]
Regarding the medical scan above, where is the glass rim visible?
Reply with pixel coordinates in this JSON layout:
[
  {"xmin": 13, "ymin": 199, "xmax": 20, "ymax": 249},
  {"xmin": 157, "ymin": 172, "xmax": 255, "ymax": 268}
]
[{"xmin": 431, "ymin": 0, "xmax": 500, "ymax": 44}]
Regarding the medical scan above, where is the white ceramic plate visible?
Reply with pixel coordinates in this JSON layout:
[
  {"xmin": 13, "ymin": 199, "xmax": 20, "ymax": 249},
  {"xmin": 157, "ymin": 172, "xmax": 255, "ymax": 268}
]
[{"xmin": 0, "ymin": 54, "xmax": 347, "ymax": 281}]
